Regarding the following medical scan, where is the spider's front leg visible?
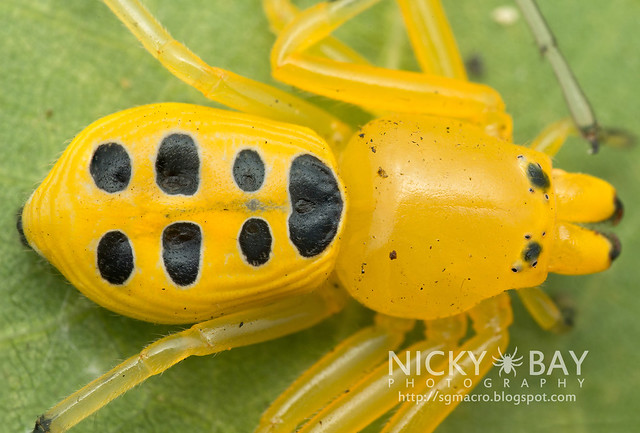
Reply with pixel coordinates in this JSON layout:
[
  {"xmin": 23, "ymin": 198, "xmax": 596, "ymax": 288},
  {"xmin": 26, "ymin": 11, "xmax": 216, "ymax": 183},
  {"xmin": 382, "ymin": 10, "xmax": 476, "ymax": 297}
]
[
  {"xmin": 269, "ymin": 0, "xmax": 510, "ymax": 137},
  {"xmin": 101, "ymin": 0, "xmax": 351, "ymax": 145},
  {"xmin": 262, "ymin": 0, "xmax": 370, "ymax": 65}
]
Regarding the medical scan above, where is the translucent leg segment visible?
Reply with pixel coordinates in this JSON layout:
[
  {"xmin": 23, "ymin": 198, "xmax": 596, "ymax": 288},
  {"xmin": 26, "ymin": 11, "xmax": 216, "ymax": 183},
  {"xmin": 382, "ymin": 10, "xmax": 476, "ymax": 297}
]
[
  {"xmin": 255, "ymin": 315, "xmax": 415, "ymax": 433},
  {"xmin": 262, "ymin": 0, "xmax": 370, "ymax": 65},
  {"xmin": 32, "ymin": 286, "xmax": 347, "ymax": 433},
  {"xmin": 396, "ymin": 0, "xmax": 467, "ymax": 79},
  {"xmin": 530, "ymin": 118, "xmax": 576, "ymax": 156},
  {"xmin": 101, "ymin": 0, "xmax": 352, "ymax": 146},
  {"xmin": 518, "ymin": 286, "xmax": 569, "ymax": 332}
]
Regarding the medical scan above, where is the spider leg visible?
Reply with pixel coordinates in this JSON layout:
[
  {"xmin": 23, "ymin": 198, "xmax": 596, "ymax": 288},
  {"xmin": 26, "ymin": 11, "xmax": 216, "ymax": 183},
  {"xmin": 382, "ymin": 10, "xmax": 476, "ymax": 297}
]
[
  {"xmin": 270, "ymin": 0, "xmax": 510, "ymax": 137},
  {"xmin": 396, "ymin": 0, "xmax": 466, "ymax": 78},
  {"xmin": 262, "ymin": 0, "xmax": 370, "ymax": 65},
  {"xmin": 518, "ymin": 286, "xmax": 571, "ymax": 332},
  {"xmin": 101, "ymin": 0, "xmax": 352, "ymax": 146},
  {"xmin": 528, "ymin": 118, "xmax": 577, "ymax": 156},
  {"xmin": 32, "ymin": 283, "xmax": 346, "ymax": 433},
  {"xmin": 260, "ymin": 293, "xmax": 511, "ymax": 433},
  {"xmin": 255, "ymin": 314, "xmax": 415, "ymax": 433},
  {"xmin": 380, "ymin": 294, "xmax": 512, "ymax": 433},
  {"xmin": 259, "ymin": 314, "xmax": 468, "ymax": 432}
]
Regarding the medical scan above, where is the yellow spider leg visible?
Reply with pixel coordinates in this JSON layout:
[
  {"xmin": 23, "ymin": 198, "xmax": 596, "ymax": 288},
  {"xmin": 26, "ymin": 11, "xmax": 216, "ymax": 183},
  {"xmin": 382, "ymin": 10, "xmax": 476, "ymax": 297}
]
[
  {"xmin": 32, "ymin": 285, "xmax": 347, "ymax": 433},
  {"xmin": 518, "ymin": 286, "xmax": 569, "ymax": 332},
  {"xmin": 530, "ymin": 118, "xmax": 576, "ymax": 156},
  {"xmin": 552, "ymin": 169, "xmax": 622, "ymax": 224},
  {"xmin": 396, "ymin": 0, "xmax": 466, "ymax": 79},
  {"xmin": 263, "ymin": 0, "xmax": 298, "ymax": 32},
  {"xmin": 381, "ymin": 294, "xmax": 511, "ymax": 433},
  {"xmin": 515, "ymin": 0, "xmax": 600, "ymax": 151},
  {"xmin": 548, "ymin": 222, "xmax": 620, "ymax": 275},
  {"xmin": 255, "ymin": 315, "xmax": 415, "ymax": 433},
  {"xmin": 270, "ymin": 0, "xmax": 508, "ymax": 132},
  {"xmin": 286, "ymin": 315, "xmax": 468, "ymax": 432},
  {"xmin": 101, "ymin": 0, "xmax": 352, "ymax": 146},
  {"xmin": 263, "ymin": 0, "xmax": 370, "ymax": 65}
]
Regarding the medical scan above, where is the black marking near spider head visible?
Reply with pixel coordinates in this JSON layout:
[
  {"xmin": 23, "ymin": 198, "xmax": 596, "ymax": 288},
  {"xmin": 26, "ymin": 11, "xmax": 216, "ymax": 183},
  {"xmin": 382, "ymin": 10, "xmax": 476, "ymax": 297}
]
[
  {"xmin": 162, "ymin": 222, "xmax": 202, "ymax": 286},
  {"xmin": 90, "ymin": 143, "xmax": 132, "ymax": 193},
  {"xmin": 526, "ymin": 162, "xmax": 550, "ymax": 190},
  {"xmin": 288, "ymin": 154, "xmax": 343, "ymax": 258},
  {"xmin": 156, "ymin": 133, "xmax": 200, "ymax": 195},
  {"xmin": 97, "ymin": 230, "xmax": 134, "ymax": 285},
  {"xmin": 522, "ymin": 241, "xmax": 542, "ymax": 267}
]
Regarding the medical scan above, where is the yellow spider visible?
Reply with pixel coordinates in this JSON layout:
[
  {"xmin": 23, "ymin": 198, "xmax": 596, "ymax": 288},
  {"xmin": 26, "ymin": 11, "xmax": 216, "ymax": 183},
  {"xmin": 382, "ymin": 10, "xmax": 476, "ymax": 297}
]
[{"xmin": 18, "ymin": 0, "xmax": 623, "ymax": 432}]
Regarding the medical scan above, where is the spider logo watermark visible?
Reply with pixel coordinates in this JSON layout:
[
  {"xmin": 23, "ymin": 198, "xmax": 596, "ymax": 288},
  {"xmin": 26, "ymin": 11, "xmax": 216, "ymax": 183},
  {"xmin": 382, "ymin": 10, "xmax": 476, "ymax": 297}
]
[{"xmin": 492, "ymin": 347, "xmax": 524, "ymax": 376}]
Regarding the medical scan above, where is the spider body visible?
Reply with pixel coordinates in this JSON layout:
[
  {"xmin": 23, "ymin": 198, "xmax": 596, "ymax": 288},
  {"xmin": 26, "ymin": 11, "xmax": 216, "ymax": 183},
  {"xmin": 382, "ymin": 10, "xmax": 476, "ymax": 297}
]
[
  {"xmin": 21, "ymin": 103, "xmax": 345, "ymax": 324},
  {"xmin": 337, "ymin": 114, "xmax": 557, "ymax": 319},
  {"xmin": 18, "ymin": 1, "xmax": 623, "ymax": 432},
  {"xmin": 22, "ymin": 106, "xmax": 616, "ymax": 326}
]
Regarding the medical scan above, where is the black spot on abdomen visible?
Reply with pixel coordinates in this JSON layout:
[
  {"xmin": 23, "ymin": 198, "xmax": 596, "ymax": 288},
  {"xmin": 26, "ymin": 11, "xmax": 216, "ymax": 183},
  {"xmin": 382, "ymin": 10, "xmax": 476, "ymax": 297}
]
[
  {"xmin": 239, "ymin": 218, "xmax": 272, "ymax": 266},
  {"xmin": 156, "ymin": 133, "xmax": 200, "ymax": 195},
  {"xmin": 97, "ymin": 230, "xmax": 134, "ymax": 285},
  {"xmin": 233, "ymin": 149, "xmax": 265, "ymax": 192},
  {"xmin": 162, "ymin": 222, "xmax": 202, "ymax": 286},
  {"xmin": 90, "ymin": 143, "xmax": 132, "ymax": 193},
  {"xmin": 288, "ymin": 154, "xmax": 343, "ymax": 257}
]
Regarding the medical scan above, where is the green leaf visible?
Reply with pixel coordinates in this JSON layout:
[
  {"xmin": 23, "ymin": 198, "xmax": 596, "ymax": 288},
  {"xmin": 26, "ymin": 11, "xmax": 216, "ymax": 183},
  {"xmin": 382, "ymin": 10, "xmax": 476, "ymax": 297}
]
[{"xmin": 1, "ymin": 1, "xmax": 639, "ymax": 432}]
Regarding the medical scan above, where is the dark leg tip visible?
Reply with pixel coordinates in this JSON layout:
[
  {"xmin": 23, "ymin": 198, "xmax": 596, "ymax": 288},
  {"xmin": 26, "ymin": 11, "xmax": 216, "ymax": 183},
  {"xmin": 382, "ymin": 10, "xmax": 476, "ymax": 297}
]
[
  {"xmin": 606, "ymin": 232, "xmax": 622, "ymax": 262},
  {"xmin": 33, "ymin": 416, "xmax": 51, "ymax": 433},
  {"xmin": 550, "ymin": 295, "xmax": 576, "ymax": 334},
  {"xmin": 560, "ymin": 306, "xmax": 575, "ymax": 329},
  {"xmin": 610, "ymin": 196, "xmax": 624, "ymax": 226}
]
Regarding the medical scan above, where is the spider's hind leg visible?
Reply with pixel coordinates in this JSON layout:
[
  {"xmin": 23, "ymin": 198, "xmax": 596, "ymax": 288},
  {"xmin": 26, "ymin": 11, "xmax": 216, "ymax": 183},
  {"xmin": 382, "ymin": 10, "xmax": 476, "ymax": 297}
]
[{"xmin": 31, "ymin": 285, "xmax": 346, "ymax": 433}]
